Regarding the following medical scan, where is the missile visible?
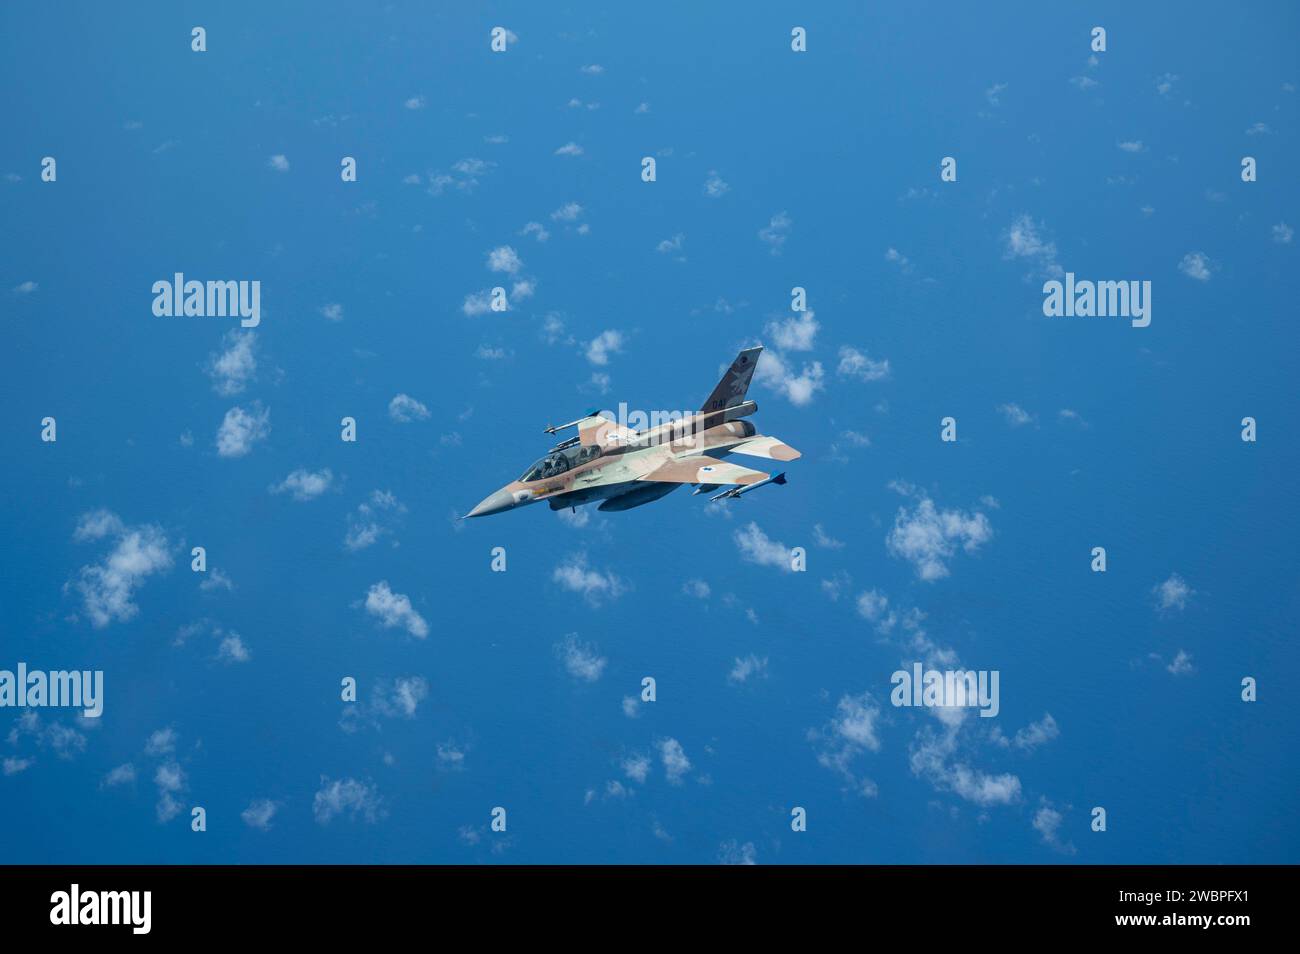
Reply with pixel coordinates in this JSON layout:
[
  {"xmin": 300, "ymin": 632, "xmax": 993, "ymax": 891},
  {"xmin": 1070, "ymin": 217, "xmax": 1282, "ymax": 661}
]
[
  {"xmin": 709, "ymin": 472, "xmax": 787, "ymax": 502},
  {"xmin": 544, "ymin": 410, "xmax": 599, "ymax": 435}
]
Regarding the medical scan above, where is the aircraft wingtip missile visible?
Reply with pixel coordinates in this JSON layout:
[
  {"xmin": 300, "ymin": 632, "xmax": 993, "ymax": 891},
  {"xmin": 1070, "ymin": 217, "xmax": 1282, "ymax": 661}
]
[{"xmin": 709, "ymin": 472, "xmax": 787, "ymax": 502}]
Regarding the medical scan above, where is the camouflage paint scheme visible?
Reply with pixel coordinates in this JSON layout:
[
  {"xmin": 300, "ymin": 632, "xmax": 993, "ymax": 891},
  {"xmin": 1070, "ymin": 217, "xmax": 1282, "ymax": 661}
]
[{"xmin": 466, "ymin": 347, "xmax": 801, "ymax": 517}]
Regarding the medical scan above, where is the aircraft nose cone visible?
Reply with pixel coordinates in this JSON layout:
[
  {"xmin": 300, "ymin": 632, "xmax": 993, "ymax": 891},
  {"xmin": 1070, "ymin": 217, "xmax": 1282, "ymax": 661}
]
[{"xmin": 466, "ymin": 488, "xmax": 515, "ymax": 518}]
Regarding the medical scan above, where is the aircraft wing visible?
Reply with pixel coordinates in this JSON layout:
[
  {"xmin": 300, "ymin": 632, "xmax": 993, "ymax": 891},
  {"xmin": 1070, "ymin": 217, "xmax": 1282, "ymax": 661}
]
[
  {"xmin": 639, "ymin": 455, "xmax": 769, "ymax": 486},
  {"xmin": 577, "ymin": 416, "xmax": 638, "ymax": 448},
  {"xmin": 726, "ymin": 435, "xmax": 802, "ymax": 462}
]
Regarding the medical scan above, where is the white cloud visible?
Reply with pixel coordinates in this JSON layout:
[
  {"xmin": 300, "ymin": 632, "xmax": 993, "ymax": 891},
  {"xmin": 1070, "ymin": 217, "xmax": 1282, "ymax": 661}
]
[
  {"xmin": 554, "ymin": 634, "xmax": 607, "ymax": 682},
  {"xmin": 622, "ymin": 753, "xmax": 651, "ymax": 783},
  {"xmin": 216, "ymin": 633, "xmax": 251, "ymax": 663},
  {"xmin": 718, "ymin": 840, "xmax": 757, "ymax": 865},
  {"xmin": 886, "ymin": 490, "xmax": 993, "ymax": 581},
  {"xmin": 270, "ymin": 468, "xmax": 333, "ymax": 501},
  {"xmin": 520, "ymin": 221, "xmax": 550, "ymax": 242},
  {"xmin": 204, "ymin": 331, "xmax": 257, "ymax": 397},
  {"xmin": 345, "ymin": 490, "xmax": 405, "ymax": 551},
  {"xmin": 998, "ymin": 402, "xmax": 1034, "ymax": 427},
  {"xmin": 487, "ymin": 245, "xmax": 524, "ymax": 275},
  {"xmin": 682, "ymin": 579, "xmax": 711, "ymax": 599},
  {"xmin": 1167, "ymin": 649, "xmax": 1195, "ymax": 676},
  {"xmin": 734, "ymin": 522, "xmax": 791, "ymax": 572},
  {"xmin": 154, "ymin": 761, "xmax": 187, "ymax": 822},
  {"xmin": 216, "ymin": 402, "xmax": 271, "ymax": 458},
  {"xmin": 103, "ymin": 763, "xmax": 136, "ymax": 786},
  {"xmin": 69, "ymin": 511, "xmax": 173, "ymax": 627},
  {"xmin": 1156, "ymin": 73, "xmax": 1178, "ymax": 95},
  {"xmin": 404, "ymin": 95, "xmax": 425, "ymax": 110},
  {"xmin": 313, "ymin": 777, "xmax": 383, "ymax": 824},
  {"xmin": 765, "ymin": 310, "xmax": 818, "ymax": 352},
  {"xmin": 267, "ymin": 155, "xmax": 289, "ymax": 172},
  {"xmin": 436, "ymin": 741, "xmax": 467, "ymax": 770},
  {"xmin": 658, "ymin": 738, "xmax": 691, "ymax": 784},
  {"xmin": 241, "ymin": 798, "xmax": 279, "ymax": 830},
  {"xmin": 885, "ymin": 247, "xmax": 913, "ymax": 273},
  {"xmin": 656, "ymin": 233, "xmax": 685, "ymax": 256},
  {"xmin": 388, "ymin": 393, "xmax": 431, "ymax": 423},
  {"xmin": 837, "ymin": 345, "xmax": 890, "ymax": 382},
  {"xmin": 554, "ymin": 142, "xmax": 584, "ymax": 157},
  {"xmin": 757, "ymin": 211, "xmax": 792, "ymax": 255},
  {"xmin": 375, "ymin": 676, "xmax": 430, "ymax": 717},
  {"xmin": 1154, "ymin": 573, "xmax": 1193, "ymax": 612},
  {"xmin": 993, "ymin": 713, "xmax": 1059, "ymax": 752},
  {"xmin": 4, "ymin": 757, "xmax": 33, "ymax": 775},
  {"xmin": 812, "ymin": 524, "xmax": 844, "ymax": 549},
  {"xmin": 1273, "ymin": 223, "xmax": 1294, "ymax": 244},
  {"xmin": 319, "ymin": 303, "xmax": 344, "ymax": 321},
  {"xmin": 552, "ymin": 554, "xmax": 626, "ymax": 606},
  {"xmin": 810, "ymin": 691, "xmax": 882, "ymax": 796},
  {"xmin": 551, "ymin": 202, "xmax": 583, "ymax": 222},
  {"xmin": 753, "ymin": 349, "xmax": 824, "ymax": 406},
  {"xmin": 727, "ymin": 655, "xmax": 768, "ymax": 684},
  {"xmin": 462, "ymin": 289, "xmax": 495, "ymax": 316},
  {"xmin": 144, "ymin": 727, "xmax": 177, "ymax": 757},
  {"xmin": 1003, "ymin": 214, "xmax": 1062, "ymax": 278},
  {"xmin": 910, "ymin": 725, "xmax": 1021, "ymax": 806},
  {"xmin": 703, "ymin": 170, "xmax": 730, "ymax": 198},
  {"xmin": 13, "ymin": 280, "xmax": 37, "ymax": 295},
  {"xmin": 1178, "ymin": 251, "xmax": 1214, "ymax": 281},
  {"xmin": 1116, "ymin": 140, "xmax": 1147, "ymax": 153},
  {"xmin": 584, "ymin": 329, "xmax": 624, "ymax": 366},
  {"xmin": 364, "ymin": 581, "xmax": 429, "ymax": 638},
  {"xmin": 1033, "ymin": 801, "xmax": 1075, "ymax": 853}
]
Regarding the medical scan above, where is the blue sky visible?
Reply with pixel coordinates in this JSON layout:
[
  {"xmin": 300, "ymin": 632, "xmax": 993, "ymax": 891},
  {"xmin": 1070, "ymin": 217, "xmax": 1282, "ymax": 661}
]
[{"xmin": 1, "ymin": 1, "xmax": 1297, "ymax": 863}]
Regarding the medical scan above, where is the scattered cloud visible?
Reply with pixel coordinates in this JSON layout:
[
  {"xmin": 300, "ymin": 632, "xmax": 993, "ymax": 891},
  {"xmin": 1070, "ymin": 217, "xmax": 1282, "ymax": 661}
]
[
  {"xmin": 554, "ymin": 634, "xmax": 607, "ymax": 682},
  {"xmin": 68, "ymin": 510, "xmax": 173, "ymax": 627},
  {"xmin": 313, "ymin": 777, "xmax": 383, "ymax": 824},
  {"xmin": 216, "ymin": 402, "xmax": 271, "ymax": 458},
  {"xmin": 364, "ymin": 581, "xmax": 429, "ymax": 638},
  {"xmin": 757, "ymin": 211, "xmax": 792, "ymax": 255},
  {"xmin": 241, "ymin": 799, "xmax": 279, "ymax": 830},
  {"xmin": 703, "ymin": 170, "xmax": 730, "ymax": 198},
  {"xmin": 658, "ymin": 738, "xmax": 691, "ymax": 784},
  {"xmin": 1003, "ymin": 214, "xmax": 1062, "ymax": 278},
  {"xmin": 204, "ymin": 331, "xmax": 257, "ymax": 397},
  {"xmin": 727, "ymin": 655, "xmax": 768, "ymax": 684},
  {"xmin": 1154, "ymin": 573, "xmax": 1193, "ymax": 612},
  {"xmin": 837, "ymin": 345, "xmax": 890, "ymax": 382},
  {"xmin": 552, "ymin": 554, "xmax": 626, "ymax": 606},
  {"xmin": 270, "ymin": 468, "xmax": 333, "ymax": 501},
  {"xmin": 734, "ymin": 522, "xmax": 792, "ymax": 572},
  {"xmin": 388, "ymin": 393, "xmax": 431, "ymax": 423},
  {"xmin": 885, "ymin": 485, "xmax": 993, "ymax": 581}
]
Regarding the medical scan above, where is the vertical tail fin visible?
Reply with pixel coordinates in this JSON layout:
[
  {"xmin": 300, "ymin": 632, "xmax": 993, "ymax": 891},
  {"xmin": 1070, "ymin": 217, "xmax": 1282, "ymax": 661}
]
[{"xmin": 700, "ymin": 347, "xmax": 762, "ymax": 412}]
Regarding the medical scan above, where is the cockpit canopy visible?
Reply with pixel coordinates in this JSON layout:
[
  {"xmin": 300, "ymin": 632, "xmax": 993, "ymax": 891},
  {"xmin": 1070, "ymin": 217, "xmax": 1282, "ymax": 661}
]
[{"xmin": 519, "ymin": 443, "xmax": 603, "ymax": 482}]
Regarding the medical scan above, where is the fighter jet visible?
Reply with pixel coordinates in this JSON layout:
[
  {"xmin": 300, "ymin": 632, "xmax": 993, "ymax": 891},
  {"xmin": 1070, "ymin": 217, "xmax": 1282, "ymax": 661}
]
[{"xmin": 466, "ymin": 347, "xmax": 801, "ymax": 517}]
